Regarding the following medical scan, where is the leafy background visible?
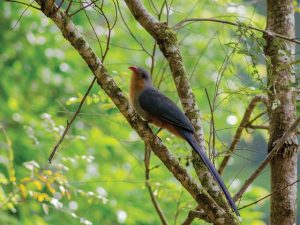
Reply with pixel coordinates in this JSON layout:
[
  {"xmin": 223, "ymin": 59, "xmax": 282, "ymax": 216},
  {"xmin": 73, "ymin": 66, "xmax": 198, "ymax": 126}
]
[{"xmin": 0, "ymin": 1, "xmax": 299, "ymax": 225}]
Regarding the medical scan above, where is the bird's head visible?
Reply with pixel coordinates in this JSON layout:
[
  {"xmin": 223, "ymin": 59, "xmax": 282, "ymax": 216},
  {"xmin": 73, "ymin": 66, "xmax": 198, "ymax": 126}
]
[{"xmin": 128, "ymin": 66, "xmax": 153, "ymax": 90}]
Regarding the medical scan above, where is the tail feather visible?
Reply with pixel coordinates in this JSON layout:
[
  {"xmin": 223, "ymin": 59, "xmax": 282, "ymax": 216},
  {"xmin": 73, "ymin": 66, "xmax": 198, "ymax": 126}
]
[{"xmin": 179, "ymin": 129, "xmax": 240, "ymax": 216}]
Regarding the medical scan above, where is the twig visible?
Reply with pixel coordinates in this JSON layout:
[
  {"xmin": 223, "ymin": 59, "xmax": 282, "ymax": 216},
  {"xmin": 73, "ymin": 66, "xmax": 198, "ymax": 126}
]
[
  {"xmin": 234, "ymin": 117, "xmax": 300, "ymax": 201},
  {"xmin": 247, "ymin": 124, "xmax": 268, "ymax": 130},
  {"xmin": 11, "ymin": 0, "xmax": 36, "ymax": 29},
  {"xmin": 116, "ymin": 1, "xmax": 152, "ymax": 56},
  {"xmin": 204, "ymin": 88, "xmax": 215, "ymax": 162},
  {"xmin": 48, "ymin": 77, "xmax": 97, "ymax": 163},
  {"xmin": 150, "ymin": 1, "xmax": 165, "ymax": 77},
  {"xmin": 69, "ymin": 0, "xmax": 98, "ymax": 17},
  {"xmin": 5, "ymin": 0, "xmax": 40, "ymax": 10},
  {"xmin": 54, "ymin": 0, "xmax": 65, "ymax": 15},
  {"xmin": 150, "ymin": 42, "xmax": 157, "ymax": 75},
  {"xmin": 174, "ymin": 18, "xmax": 300, "ymax": 45},
  {"xmin": 65, "ymin": 0, "xmax": 73, "ymax": 14},
  {"xmin": 148, "ymin": 0, "xmax": 159, "ymax": 15},
  {"xmin": 218, "ymin": 95, "xmax": 268, "ymax": 175},
  {"xmin": 238, "ymin": 178, "xmax": 300, "ymax": 210},
  {"xmin": 57, "ymin": 0, "xmax": 64, "ymax": 10},
  {"xmin": 94, "ymin": 0, "xmax": 118, "ymax": 60},
  {"xmin": 181, "ymin": 206, "xmax": 211, "ymax": 225},
  {"xmin": 82, "ymin": 3, "xmax": 103, "ymax": 56},
  {"xmin": 173, "ymin": 191, "xmax": 183, "ymax": 225},
  {"xmin": 144, "ymin": 145, "xmax": 169, "ymax": 225},
  {"xmin": 245, "ymin": 111, "xmax": 267, "ymax": 127}
]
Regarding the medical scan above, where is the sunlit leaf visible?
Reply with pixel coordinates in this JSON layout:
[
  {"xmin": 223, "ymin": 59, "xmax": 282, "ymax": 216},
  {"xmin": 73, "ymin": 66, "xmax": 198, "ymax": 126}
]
[{"xmin": 34, "ymin": 180, "xmax": 42, "ymax": 191}]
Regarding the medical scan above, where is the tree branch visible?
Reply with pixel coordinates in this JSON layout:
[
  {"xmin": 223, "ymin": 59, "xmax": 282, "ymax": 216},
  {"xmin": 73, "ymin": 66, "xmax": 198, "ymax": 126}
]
[
  {"xmin": 5, "ymin": 0, "xmax": 40, "ymax": 10},
  {"xmin": 238, "ymin": 177, "xmax": 300, "ymax": 210},
  {"xmin": 174, "ymin": 18, "xmax": 300, "ymax": 45},
  {"xmin": 218, "ymin": 95, "xmax": 268, "ymax": 174},
  {"xmin": 181, "ymin": 206, "xmax": 211, "ymax": 225},
  {"xmin": 234, "ymin": 117, "xmax": 300, "ymax": 201},
  {"xmin": 48, "ymin": 77, "xmax": 97, "ymax": 163},
  {"xmin": 144, "ymin": 145, "xmax": 169, "ymax": 225},
  {"xmin": 34, "ymin": 1, "xmax": 237, "ymax": 224}
]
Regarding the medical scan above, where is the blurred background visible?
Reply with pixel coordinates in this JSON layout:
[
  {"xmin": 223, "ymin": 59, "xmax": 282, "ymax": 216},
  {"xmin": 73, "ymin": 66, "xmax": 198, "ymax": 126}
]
[{"xmin": 0, "ymin": 0, "xmax": 299, "ymax": 224}]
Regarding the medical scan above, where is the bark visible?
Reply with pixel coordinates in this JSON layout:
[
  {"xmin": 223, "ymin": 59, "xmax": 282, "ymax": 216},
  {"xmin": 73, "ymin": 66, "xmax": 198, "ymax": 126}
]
[
  {"xmin": 34, "ymin": 1, "xmax": 239, "ymax": 224},
  {"xmin": 264, "ymin": 0, "xmax": 299, "ymax": 224}
]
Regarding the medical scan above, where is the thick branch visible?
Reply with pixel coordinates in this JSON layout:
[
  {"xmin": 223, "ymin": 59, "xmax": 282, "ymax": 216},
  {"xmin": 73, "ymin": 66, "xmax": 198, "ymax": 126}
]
[
  {"xmin": 218, "ymin": 95, "xmax": 268, "ymax": 174},
  {"xmin": 34, "ymin": 1, "xmax": 237, "ymax": 224}
]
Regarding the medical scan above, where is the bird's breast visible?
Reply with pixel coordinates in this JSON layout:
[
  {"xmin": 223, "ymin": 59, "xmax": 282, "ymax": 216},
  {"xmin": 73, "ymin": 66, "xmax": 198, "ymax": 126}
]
[
  {"xmin": 130, "ymin": 89, "xmax": 149, "ymax": 120},
  {"xmin": 132, "ymin": 97, "xmax": 149, "ymax": 120}
]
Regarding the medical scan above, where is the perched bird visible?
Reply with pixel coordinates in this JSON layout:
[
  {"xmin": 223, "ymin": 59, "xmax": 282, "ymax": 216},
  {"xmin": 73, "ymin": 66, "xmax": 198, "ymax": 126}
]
[{"xmin": 128, "ymin": 66, "xmax": 239, "ymax": 216}]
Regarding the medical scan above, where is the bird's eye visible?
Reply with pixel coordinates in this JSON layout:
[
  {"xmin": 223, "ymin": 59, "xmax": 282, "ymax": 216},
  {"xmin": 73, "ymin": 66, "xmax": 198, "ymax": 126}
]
[{"xmin": 142, "ymin": 74, "xmax": 147, "ymax": 79}]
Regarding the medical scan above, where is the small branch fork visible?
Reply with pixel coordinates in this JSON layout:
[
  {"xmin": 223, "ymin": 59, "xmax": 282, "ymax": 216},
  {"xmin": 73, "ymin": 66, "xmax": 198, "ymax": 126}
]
[
  {"xmin": 234, "ymin": 116, "xmax": 300, "ymax": 201},
  {"xmin": 181, "ymin": 205, "xmax": 211, "ymax": 225},
  {"xmin": 218, "ymin": 95, "xmax": 268, "ymax": 174},
  {"xmin": 238, "ymin": 177, "xmax": 300, "ymax": 210}
]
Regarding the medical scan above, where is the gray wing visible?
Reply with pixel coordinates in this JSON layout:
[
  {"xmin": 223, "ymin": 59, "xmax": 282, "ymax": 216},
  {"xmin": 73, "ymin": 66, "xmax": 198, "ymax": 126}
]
[{"xmin": 138, "ymin": 88, "xmax": 194, "ymax": 132}]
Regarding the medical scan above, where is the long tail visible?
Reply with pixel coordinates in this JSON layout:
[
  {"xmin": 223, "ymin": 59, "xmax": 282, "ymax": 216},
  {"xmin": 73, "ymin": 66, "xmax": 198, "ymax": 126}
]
[{"xmin": 178, "ymin": 129, "xmax": 240, "ymax": 216}]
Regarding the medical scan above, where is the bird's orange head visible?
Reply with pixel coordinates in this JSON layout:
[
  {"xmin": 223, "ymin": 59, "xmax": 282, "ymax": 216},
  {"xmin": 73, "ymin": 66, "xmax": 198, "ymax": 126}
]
[{"xmin": 128, "ymin": 66, "xmax": 153, "ymax": 93}]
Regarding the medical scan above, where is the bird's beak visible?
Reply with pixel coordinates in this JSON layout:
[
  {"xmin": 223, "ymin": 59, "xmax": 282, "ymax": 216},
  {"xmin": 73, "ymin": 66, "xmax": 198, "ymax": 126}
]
[{"xmin": 128, "ymin": 66, "xmax": 138, "ymax": 73}]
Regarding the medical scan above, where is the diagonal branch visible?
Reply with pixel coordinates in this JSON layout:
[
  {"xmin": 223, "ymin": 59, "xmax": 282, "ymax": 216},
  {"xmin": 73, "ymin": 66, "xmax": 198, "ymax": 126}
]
[
  {"xmin": 218, "ymin": 95, "xmax": 268, "ymax": 174},
  {"xmin": 34, "ymin": 1, "xmax": 238, "ymax": 224},
  {"xmin": 234, "ymin": 116, "xmax": 300, "ymax": 201},
  {"xmin": 238, "ymin": 177, "xmax": 300, "ymax": 210},
  {"xmin": 49, "ymin": 0, "xmax": 115, "ymax": 162},
  {"xmin": 181, "ymin": 206, "xmax": 211, "ymax": 225},
  {"xmin": 48, "ymin": 77, "xmax": 97, "ymax": 163},
  {"xmin": 174, "ymin": 18, "xmax": 300, "ymax": 45},
  {"xmin": 5, "ymin": 0, "xmax": 40, "ymax": 10}
]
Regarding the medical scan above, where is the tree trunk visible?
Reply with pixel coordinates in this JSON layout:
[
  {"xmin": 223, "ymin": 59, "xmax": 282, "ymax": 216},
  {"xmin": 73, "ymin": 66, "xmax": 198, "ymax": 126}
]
[{"xmin": 264, "ymin": 0, "xmax": 299, "ymax": 224}]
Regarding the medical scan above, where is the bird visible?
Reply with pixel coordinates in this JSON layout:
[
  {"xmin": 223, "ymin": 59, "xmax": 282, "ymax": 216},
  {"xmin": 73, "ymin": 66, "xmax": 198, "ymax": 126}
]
[{"xmin": 128, "ymin": 66, "xmax": 240, "ymax": 216}]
